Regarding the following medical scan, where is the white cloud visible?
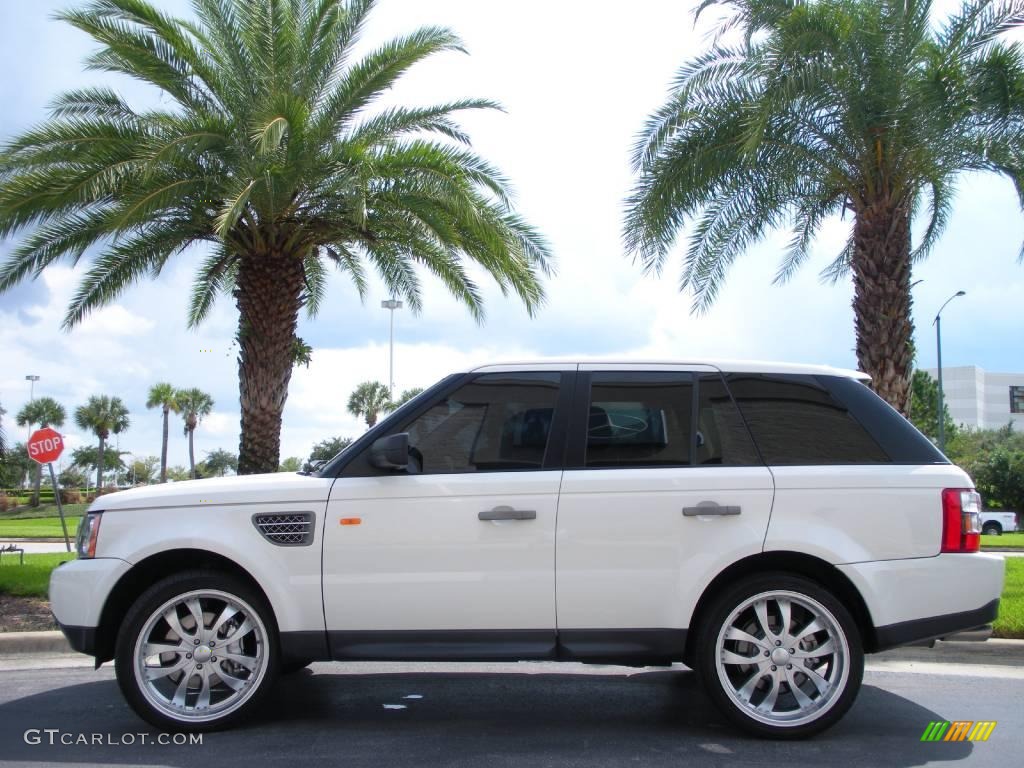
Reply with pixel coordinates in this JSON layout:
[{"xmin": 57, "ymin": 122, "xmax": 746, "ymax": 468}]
[{"xmin": 2, "ymin": 0, "xmax": 1023, "ymax": 472}]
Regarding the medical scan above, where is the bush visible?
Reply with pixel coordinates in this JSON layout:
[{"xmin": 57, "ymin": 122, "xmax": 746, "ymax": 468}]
[{"xmin": 60, "ymin": 489, "xmax": 83, "ymax": 504}]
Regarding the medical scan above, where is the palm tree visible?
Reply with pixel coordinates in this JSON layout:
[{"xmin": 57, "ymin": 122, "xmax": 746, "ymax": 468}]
[
  {"xmin": 395, "ymin": 387, "xmax": 425, "ymax": 407},
  {"xmin": 74, "ymin": 396, "xmax": 130, "ymax": 489},
  {"xmin": 0, "ymin": 400, "xmax": 7, "ymax": 458},
  {"xmin": 204, "ymin": 448, "xmax": 238, "ymax": 477},
  {"xmin": 347, "ymin": 381, "xmax": 393, "ymax": 428},
  {"xmin": 0, "ymin": 0, "xmax": 552, "ymax": 475},
  {"xmin": 176, "ymin": 388, "xmax": 214, "ymax": 479},
  {"xmin": 146, "ymin": 382, "xmax": 179, "ymax": 483},
  {"xmin": 625, "ymin": 0, "xmax": 1024, "ymax": 413},
  {"xmin": 15, "ymin": 397, "xmax": 66, "ymax": 507}
]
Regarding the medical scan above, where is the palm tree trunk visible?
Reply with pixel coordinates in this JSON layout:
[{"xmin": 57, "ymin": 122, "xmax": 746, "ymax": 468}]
[
  {"xmin": 188, "ymin": 429, "xmax": 196, "ymax": 479},
  {"xmin": 97, "ymin": 435, "xmax": 105, "ymax": 490},
  {"xmin": 160, "ymin": 405, "xmax": 169, "ymax": 483},
  {"xmin": 235, "ymin": 254, "xmax": 305, "ymax": 475},
  {"xmin": 30, "ymin": 463, "xmax": 42, "ymax": 507},
  {"xmin": 852, "ymin": 199, "xmax": 914, "ymax": 415}
]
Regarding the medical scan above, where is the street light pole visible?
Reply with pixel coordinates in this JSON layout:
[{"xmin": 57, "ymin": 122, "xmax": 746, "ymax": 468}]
[
  {"xmin": 933, "ymin": 291, "xmax": 966, "ymax": 453},
  {"xmin": 24, "ymin": 374, "xmax": 40, "ymax": 440},
  {"xmin": 380, "ymin": 299, "xmax": 403, "ymax": 397}
]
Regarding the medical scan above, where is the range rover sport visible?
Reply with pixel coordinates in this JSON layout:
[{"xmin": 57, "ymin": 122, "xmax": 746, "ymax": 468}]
[{"xmin": 50, "ymin": 360, "xmax": 1005, "ymax": 738}]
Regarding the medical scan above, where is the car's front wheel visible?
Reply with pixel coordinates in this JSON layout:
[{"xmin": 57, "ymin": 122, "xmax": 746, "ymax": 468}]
[
  {"xmin": 694, "ymin": 573, "xmax": 864, "ymax": 739},
  {"xmin": 115, "ymin": 570, "xmax": 278, "ymax": 731},
  {"xmin": 982, "ymin": 523, "xmax": 1001, "ymax": 536}
]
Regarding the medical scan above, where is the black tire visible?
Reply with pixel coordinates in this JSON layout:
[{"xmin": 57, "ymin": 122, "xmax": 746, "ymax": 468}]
[
  {"xmin": 115, "ymin": 570, "xmax": 279, "ymax": 732},
  {"xmin": 693, "ymin": 572, "xmax": 864, "ymax": 739},
  {"xmin": 982, "ymin": 523, "xmax": 1001, "ymax": 536}
]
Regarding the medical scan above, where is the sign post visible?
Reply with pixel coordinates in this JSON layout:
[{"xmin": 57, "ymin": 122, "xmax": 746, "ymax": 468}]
[{"xmin": 26, "ymin": 427, "xmax": 71, "ymax": 553}]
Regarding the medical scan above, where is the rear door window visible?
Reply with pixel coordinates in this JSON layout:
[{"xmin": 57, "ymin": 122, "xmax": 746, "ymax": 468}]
[
  {"xmin": 585, "ymin": 372, "xmax": 693, "ymax": 467},
  {"xmin": 696, "ymin": 374, "xmax": 761, "ymax": 465}
]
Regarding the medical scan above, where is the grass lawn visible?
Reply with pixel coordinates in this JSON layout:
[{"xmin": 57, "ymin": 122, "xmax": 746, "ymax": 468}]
[
  {"xmin": 0, "ymin": 516, "xmax": 80, "ymax": 539},
  {"xmin": 0, "ymin": 553, "xmax": 76, "ymax": 597},
  {"xmin": 0, "ymin": 503, "xmax": 88, "ymax": 520},
  {"xmin": 982, "ymin": 532, "xmax": 1024, "ymax": 549},
  {"xmin": 993, "ymin": 558, "xmax": 1024, "ymax": 639}
]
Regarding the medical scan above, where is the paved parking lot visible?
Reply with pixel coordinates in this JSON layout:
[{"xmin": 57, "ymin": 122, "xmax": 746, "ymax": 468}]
[{"xmin": 0, "ymin": 656, "xmax": 1021, "ymax": 767}]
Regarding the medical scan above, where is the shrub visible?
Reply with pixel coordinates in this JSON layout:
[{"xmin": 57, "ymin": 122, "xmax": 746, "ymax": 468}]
[{"xmin": 60, "ymin": 489, "xmax": 83, "ymax": 504}]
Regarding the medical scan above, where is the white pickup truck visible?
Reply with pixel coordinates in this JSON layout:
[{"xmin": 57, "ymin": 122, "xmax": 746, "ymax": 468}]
[{"xmin": 981, "ymin": 510, "xmax": 1020, "ymax": 536}]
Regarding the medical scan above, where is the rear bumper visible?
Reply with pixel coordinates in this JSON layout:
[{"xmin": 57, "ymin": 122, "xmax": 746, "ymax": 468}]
[
  {"xmin": 874, "ymin": 599, "xmax": 999, "ymax": 651},
  {"xmin": 837, "ymin": 553, "xmax": 1005, "ymax": 652}
]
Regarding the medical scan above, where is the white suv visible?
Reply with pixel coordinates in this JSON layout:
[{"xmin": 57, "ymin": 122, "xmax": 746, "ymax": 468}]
[{"xmin": 50, "ymin": 361, "xmax": 1005, "ymax": 738}]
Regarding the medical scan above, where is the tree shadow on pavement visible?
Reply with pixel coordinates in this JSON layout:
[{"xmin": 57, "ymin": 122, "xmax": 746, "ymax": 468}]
[{"xmin": 0, "ymin": 668, "xmax": 972, "ymax": 767}]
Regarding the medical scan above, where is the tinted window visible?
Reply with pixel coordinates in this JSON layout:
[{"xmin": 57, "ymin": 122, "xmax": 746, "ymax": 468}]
[
  {"xmin": 725, "ymin": 374, "xmax": 888, "ymax": 465},
  {"xmin": 403, "ymin": 372, "xmax": 560, "ymax": 473},
  {"xmin": 586, "ymin": 372, "xmax": 692, "ymax": 467},
  {"xmin": 826, "ymin": 376, "xmax": 946, "ymax": 464},
  {"xmin": 696, "ymin": 374, "xmax": 761, "ymax": 465}
]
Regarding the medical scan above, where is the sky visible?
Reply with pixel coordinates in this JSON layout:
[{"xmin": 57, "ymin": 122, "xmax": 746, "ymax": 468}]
[{"xmin": 1, "ymin": 0, "xmax": 1022, "ymax": 473}]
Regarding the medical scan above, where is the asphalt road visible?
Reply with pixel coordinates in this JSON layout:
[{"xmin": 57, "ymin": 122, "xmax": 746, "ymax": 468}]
[{"xmin": 0, "ymin": 657, "xmax": 1020, "ymax": 768}]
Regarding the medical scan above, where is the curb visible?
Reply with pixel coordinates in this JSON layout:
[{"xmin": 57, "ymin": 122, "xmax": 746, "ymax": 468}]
[
  {"xmin": 0, "ymin": 538, "xmax": 67, "ymax": 544},
  {"xmin": 878, "ymin": 638, "xmax": 1024, "ymax": 667},
  {"xmin": 0, "ymin": 630, "xmax": 71, "ymax": 654}
]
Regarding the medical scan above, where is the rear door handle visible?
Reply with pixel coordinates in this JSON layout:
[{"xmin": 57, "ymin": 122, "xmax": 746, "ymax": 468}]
[
  {"xmin": 479, "ymin": 506, "xmax": 537, "ymax": 521},
  {"xmin": 683, "ymin": 501, "xmax": 741, "ymax": 517}
]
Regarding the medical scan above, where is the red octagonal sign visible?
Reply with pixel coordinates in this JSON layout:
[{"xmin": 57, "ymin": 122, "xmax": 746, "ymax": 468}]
[{"xmin": 27, "ymin": 427, "xmax": 65, "ymax": 465}]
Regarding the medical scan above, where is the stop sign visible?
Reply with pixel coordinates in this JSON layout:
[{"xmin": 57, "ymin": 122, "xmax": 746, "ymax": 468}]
[{"xmin": 27, "ymin": 427, "xmax": 65, "ymax": 465}]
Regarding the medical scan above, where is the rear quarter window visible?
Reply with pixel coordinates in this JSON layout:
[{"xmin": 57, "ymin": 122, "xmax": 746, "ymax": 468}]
[{"xmin": 724, "ymin": 374, "xmax": 889, "ymax": 465}]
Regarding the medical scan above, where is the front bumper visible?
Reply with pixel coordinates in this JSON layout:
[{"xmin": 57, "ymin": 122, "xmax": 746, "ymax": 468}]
[
  {"xmin": 56, "ymin": 622, "xmax": 99, "ymax": 656},
  {"xmin": 48, "ymin": 557, "xmax": 131, "ymax": 654}
]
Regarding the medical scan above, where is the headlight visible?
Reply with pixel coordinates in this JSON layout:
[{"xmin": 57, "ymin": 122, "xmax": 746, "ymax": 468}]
[{"xmin": 76, "ymin": 512, "xmax": 102, "ymax": 558}]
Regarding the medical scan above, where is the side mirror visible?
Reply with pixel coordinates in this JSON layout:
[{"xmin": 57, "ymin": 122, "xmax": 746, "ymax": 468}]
[{"xmin": 369, "ymin": 433, "xmax": 410, "ymax": 470}]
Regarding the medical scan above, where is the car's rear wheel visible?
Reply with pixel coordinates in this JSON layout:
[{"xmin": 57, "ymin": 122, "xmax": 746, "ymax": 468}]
[
  {"xmin": 694, "ymin": 573, "xmax": 863, "ymax": 739},
  {"xmin": 115, "ymin": 570, "xmax": 278, "ymax": 731},
  {"xmin": 982, "ymin": 523, "xmax": 1001, "ymax": 536}
]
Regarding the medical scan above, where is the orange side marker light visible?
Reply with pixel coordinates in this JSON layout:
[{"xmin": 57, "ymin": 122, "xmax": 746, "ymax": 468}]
[{"xmin": 339, "ymin": 517, "xmax": 362, "ymax": 526}]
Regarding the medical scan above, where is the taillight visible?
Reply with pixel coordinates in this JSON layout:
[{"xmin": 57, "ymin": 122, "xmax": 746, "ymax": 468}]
[{"xmin": 941, "ymin": 489, "xmax": 981, "ymax": 553}]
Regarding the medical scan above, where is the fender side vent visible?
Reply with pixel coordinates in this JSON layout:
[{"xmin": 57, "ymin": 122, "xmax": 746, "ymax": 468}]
[{"xmin": 252, "ymin": 512, "xmax": 315, "ymax": 546}]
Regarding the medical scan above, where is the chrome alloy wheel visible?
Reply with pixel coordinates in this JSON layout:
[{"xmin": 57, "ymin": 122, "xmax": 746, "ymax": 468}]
[
  {"xmin": 133, "ymin": 589, "xmax": 269, "ymax": 723},
  {"xmin": 714, "ymin": 590, "xmax": 850, "ymax": 728}
]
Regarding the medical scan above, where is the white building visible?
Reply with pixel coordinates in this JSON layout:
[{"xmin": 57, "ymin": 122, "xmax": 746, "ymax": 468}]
[{"xmin": 923, "ymin": 365, "xmax": 1024, "ymax": 430}]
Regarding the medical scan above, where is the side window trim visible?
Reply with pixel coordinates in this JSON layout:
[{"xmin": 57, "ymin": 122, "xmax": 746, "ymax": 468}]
[
  {"xmin": 564, "ymin": 371, "xmax": 592, "ymax": 468},
  {"xmin": 542, "ymin": 370, "xmax": 576, "ymax": 470}
]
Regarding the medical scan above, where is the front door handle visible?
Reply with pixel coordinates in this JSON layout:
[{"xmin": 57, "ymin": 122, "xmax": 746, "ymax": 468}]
[
  {"xmin": 479, "ymin": 506, "xmax": 537, "ymax": 521},
  {"xmin": 683, "ymin": 501, "xmax": 741, "ymax": 517}
]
